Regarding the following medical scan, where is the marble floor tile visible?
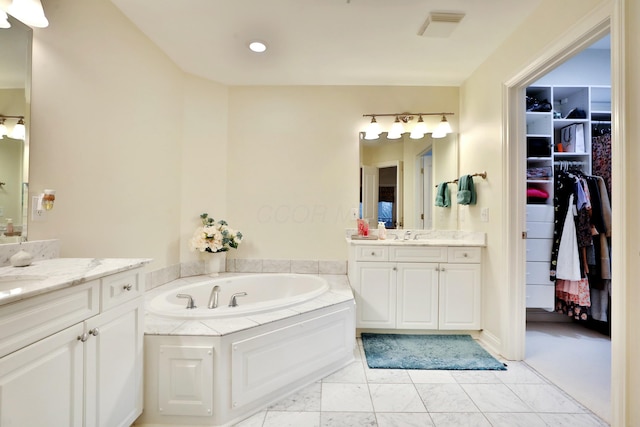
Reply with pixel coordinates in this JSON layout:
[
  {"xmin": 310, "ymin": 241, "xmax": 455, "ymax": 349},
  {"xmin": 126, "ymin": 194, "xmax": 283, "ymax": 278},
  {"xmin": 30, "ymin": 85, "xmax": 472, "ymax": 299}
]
[
  {"xmin": 375, "ymin": 412, "xmax": 434, "ymax": 427},
  {"xmin": 233, "ymin": 410, "xmax": 266, "ymax": 427},
  {"xmin": 506, "ymin": 383, "xmax": 586, "ymax": 413},
  {"xmin": 319, "ymin": 412, "xmax": 377, "ymax": 427},
  {"xmin": 461, "ymin": 383, "xmax": 531, "ymax": 412},
  {"xmin": 538, "ymin": 413, "xmax": 610, "ymax": 426},
  {"xmin": 429, "ymin": 412, "xmax": 492, "ymax": 427},
  {"xmin": 322, "ymin": 361, "xmax": 367, "ymax": 383},
  {"xmin": 262, "ymin": 411, "xmax": 320, "ymax": 427},
  {"xmin": 268, "ymin": 382, "xmax": 321, "ymax": 411},
  {"xmin": 321, "ymin": 383, "xmax": 373, "ymax": 412},
  {"xmin": 415, "ymin": 384, "xmax": 479, "ymax": 413},
  {"xmin": 494, "ymin": 361, "xmax": 547, "ymax": 384},
  {"xmin": 483, "ymin": 412, "xmax": 547, "ymax": 427},
  {"xmin": 451, "ymin": 370, "xmax": 501, "ymax": 384},
  {"xmin": 407, "ymin": 369, "xmax": 456, "ymax": 384},
  {"xmin": 369, "ymin": 384, "xmax": 426, "ymax": 413},
  {"xmin": 364, "ymin": 368, "xmax": 412, "ymax": 384}
]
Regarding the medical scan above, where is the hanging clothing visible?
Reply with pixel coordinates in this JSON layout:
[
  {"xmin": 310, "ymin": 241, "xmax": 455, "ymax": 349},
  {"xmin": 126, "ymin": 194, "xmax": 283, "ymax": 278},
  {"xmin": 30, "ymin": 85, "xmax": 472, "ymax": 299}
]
[
  {"xmin": 556, "ymin": 194, "xmax": 581, "ymax": 280},
  {"xmin": 592, "ymin": 131, "xmax": 612, "ymax": 199}
]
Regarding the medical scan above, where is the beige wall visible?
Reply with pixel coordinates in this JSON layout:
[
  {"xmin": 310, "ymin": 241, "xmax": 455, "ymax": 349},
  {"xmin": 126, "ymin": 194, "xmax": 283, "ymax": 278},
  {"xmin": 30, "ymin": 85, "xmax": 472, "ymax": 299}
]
[
  {"xmin": 226, "ymin": 85, "xmax": 458, "ymax": 260},
  {"xmin": 28, "ymin": 0, "xmax": 186, "ymax": 269},
  {"xmin": 459, "ymin": 0, "xmax": 605, "ymax": 350}
]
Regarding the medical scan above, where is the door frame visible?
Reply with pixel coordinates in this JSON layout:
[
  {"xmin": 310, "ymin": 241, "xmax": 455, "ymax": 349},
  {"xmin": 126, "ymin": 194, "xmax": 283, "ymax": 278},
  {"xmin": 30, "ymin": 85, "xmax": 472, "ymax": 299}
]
[{"xmin": 502, "ymin": 1, "xmax": 624, "ymax": 424}]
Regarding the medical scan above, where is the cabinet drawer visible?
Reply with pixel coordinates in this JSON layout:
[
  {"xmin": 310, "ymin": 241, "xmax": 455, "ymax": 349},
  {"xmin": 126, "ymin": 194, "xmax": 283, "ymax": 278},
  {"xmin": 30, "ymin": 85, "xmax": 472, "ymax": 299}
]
[
  {"xmin": 355, "ymin": 246, "xmax": 389, "ymax": 261},
  {"xmin": 390, "ymin": 246, "xmax": 447, "ymax": 263},
  {"xmin": 526, "ymin": 262, "xmax": 553, "ymax": 285},
  {"xmin": 526, "ymin": 284, "xmax": 555, "ymax": 309},
  {"xmin": 447, "ymin": 247, "xmax": 481, "ymax": 264},
  {"xmin": 526, "ymin": 204, "xmax": 554, "ymax": 222},
  {"xmin": 526, "ymin": 238, "xmax": 553, "ymax": 262},
  {"xmin": 0, "ymin": 281, "xmax": 99, "ymax": 358},
  {"xmin": 526, "ymin": 221, "xmax": 554, "ymax": 239},
  {"xmin": 101, "ymin": 269, "xmax": 142, "ymax": 311}
]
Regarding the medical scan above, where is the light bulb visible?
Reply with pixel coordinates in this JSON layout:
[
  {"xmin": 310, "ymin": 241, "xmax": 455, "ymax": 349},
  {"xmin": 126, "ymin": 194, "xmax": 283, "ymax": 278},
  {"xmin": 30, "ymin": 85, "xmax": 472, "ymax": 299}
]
[
  {"xmin": 9, "ymin": 118, "xmax": 25, "ymax": 140},
  {"xmin": 410, "ymin": 115, "xmax": 428, "ymax": 139},
  {"xmin": 387, "ymin": 117, "xmax": 404, "ymax": 139},
  {"xmin": 0, "ymin": 120, "xmax": 7, "ymax": 138},
  {"xmin": 365, "ymin": 117, "xmax": 381, "ymax": 137},
  {"xmin": 435, "ymin": 115, "xmax": 452, "ymax": 136},
  {"xmin": 248, "ymin": 41, "xmax": 267, "ymax": 53},
  {"xmin": 8, "ymin": 0, "xmax": 49, "ymax": 28}
]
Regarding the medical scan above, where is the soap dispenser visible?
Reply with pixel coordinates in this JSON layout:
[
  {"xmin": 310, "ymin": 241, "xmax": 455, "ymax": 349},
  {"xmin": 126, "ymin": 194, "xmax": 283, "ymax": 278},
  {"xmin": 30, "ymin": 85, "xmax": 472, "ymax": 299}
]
[{"xmin": 377, "ymin": 221, "xmax": 386, "ymax": 240}]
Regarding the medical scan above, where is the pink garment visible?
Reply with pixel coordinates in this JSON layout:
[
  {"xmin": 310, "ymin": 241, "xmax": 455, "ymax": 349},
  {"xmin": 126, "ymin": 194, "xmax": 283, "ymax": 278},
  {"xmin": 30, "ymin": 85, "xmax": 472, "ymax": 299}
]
[{"xmin": 556, "ymin": 278, "xmax": 591, "ymax": 307}]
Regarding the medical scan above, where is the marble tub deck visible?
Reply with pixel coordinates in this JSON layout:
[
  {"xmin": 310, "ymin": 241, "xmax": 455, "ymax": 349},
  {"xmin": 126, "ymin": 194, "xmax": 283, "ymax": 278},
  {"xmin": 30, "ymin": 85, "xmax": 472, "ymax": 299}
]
[{"xmin": 144, "ymin": 273, "xmax": 355, "ymax": 337}]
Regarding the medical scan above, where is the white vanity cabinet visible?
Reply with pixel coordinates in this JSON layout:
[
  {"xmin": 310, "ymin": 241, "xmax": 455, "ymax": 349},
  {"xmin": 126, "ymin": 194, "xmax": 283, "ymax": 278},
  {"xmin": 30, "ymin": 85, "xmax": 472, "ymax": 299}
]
[
  {"xmin": 349, "ymin": 244, "xmax": 482, "ymax": 331},
  {"xmin": 0, "ymin": 267, "xmax": 144, "ymax": 427}
]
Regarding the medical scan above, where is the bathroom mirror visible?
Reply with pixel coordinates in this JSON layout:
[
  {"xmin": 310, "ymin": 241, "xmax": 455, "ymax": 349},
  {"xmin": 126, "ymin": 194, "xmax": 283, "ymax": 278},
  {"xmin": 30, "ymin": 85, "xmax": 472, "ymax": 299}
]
[
  {"xmin": 0, "ymin": 17, "xmax": 31, "ymax": 243},
  {"xmin": 360, "ymin": 132, "xmax": 458, "ymax": 230}
]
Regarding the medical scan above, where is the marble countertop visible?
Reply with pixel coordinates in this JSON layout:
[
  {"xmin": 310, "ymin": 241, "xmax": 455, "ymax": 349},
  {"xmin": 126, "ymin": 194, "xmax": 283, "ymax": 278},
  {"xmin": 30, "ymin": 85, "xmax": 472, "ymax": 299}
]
[
  {"xmin": 344, "ymin": 229, "xmax": 486, "ymax": 247},
  {"xmin": 0, "ymin": 257, "xmax": 151, "ymax": 306},
  {"xmin": 346, "ymin": 238, "xmax": 486, "ymax": 247},
  {"xmin": 144, "ymin": 273, "xmax": 355, "ymax": 337}
]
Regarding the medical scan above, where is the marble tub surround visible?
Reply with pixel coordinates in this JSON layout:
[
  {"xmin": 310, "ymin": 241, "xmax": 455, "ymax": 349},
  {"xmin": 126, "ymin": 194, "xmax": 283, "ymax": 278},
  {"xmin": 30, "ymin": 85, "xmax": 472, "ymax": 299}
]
[
  {"xmin": 144, "ymin": 273, "xmax": 354, "ymax": 337},
  {"xmin": 345, "ymin": 228, "xmax": 486, "ymax": 246},
  {"xmin": 180, "ymin": 258, "xmax": 347, "ymax": 277},
  {"xmin": 0, "ymin": 239, "xmax": 60, "ymax": 267},
  {"xmin": 0, "ymin": 257, "xmax": 151, "ymax": 305}
]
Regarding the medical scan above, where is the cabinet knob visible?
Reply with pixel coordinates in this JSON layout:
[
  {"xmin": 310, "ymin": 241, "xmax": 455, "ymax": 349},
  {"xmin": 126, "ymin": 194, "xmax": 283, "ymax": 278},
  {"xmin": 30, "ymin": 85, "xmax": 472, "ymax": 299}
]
[
  {"xmin": 77, "ymin": 333, "xmax": 89, "ymax": 342},
  {"xmin": 123, "ymin": 283, "xmax": 133, "ymax": 291},
  {"xmin": 89, "ymin": 328, "xmax": 100, "ymax": 336},
  {"xmin": 440, "ymin": 267, "xmax": 446, "ymax": 272},
  {"xmin": 392, "ymin": 267, "xmax": 397, "ymax": 271},
  {"xmin": 371, "ymin": 252, "xmax": 376, "ymax": 256},
  {"xmin": 463, "ymin": 253, "xmax": 468, "ymax": 258}
]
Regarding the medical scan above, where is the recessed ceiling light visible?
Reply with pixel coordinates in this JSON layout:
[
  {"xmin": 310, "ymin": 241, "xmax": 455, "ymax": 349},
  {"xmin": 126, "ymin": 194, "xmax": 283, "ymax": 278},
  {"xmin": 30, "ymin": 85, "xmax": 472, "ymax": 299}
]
[{"xmin": 249, "ymin": 41, "xmax": 267, "ymax": 53}]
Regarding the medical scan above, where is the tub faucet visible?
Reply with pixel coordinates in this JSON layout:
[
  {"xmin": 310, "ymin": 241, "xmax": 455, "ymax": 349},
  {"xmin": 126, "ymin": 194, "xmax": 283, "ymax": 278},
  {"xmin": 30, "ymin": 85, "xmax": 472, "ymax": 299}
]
[
  {"xmin": 228, "ymin": 292, "xmax": 247, "ymax": 307},
  {"xmin": 208, "ymin": 285, "xmax": 221, "ymax": 309},
  {"xmin": 404, "ymin": 230, "xmax": 412, "ymax": 240},
  {"xmin": 176, "ymin": 293, "xmax": 196, "ymax": 309}
]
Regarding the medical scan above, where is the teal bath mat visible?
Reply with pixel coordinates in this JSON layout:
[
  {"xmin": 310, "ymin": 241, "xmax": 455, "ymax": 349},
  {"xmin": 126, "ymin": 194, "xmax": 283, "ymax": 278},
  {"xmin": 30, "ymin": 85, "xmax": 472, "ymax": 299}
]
[{"xmin": 361, "ymin": 333, "xmax": 506, "ymax": 370}]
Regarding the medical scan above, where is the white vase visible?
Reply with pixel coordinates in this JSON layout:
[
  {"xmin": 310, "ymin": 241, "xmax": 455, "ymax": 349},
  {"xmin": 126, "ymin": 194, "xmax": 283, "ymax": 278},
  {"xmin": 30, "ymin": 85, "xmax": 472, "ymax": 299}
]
[{"xmin": 203, "ymin": 251, "xmax": 227, "ymax": 276}]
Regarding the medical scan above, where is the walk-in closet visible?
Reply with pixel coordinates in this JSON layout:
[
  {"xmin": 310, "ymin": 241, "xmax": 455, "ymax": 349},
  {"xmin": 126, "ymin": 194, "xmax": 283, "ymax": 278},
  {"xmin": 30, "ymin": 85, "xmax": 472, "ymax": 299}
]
[{"xmin": 524, "ymin": 34, "xmax": 612, "ymax": 424}]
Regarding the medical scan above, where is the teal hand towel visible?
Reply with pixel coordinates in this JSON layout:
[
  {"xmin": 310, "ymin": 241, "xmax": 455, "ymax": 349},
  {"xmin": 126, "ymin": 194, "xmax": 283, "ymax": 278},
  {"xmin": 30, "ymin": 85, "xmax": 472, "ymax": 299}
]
[
  {"xmin": 435, "ymin": 182, "xmax": 450, "ymax": 207},
  {"xmin": 457, "ymin": 175, "xmax": 477, "ymax": 205}
]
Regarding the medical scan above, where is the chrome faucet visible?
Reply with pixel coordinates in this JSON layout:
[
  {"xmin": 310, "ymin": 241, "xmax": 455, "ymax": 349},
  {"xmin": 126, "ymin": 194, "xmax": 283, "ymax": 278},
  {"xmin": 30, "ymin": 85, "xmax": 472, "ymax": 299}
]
[
  {"xmin": 176, "ymin": 293, "xmax": 196, "ymax": 309},
  {"xmin": 208, "ymin": 285, "xmax": 221, "ymax": 309},
  {"xmin": 404, "ymin": 230, "xmax": 412, "ymax": 240},
  {"xmin": 228, "ymin": 292, "xmax": 247, "ymax": 307}
]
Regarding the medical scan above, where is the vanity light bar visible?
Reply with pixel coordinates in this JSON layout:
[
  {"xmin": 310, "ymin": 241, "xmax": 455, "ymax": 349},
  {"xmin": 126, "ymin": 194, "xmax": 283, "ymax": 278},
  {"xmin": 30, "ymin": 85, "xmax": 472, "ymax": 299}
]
[{"xmin": 362, "ymin": 112, "xmax": 454, "ymax": 140}]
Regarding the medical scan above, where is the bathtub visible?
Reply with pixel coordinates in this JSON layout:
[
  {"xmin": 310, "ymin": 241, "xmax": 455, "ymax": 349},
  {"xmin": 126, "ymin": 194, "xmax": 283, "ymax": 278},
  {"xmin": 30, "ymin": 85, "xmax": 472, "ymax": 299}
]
[
  {"xmin": 139, "ymin": 273, "xmax": 356, "ymax": 427},
  {"xmin": 147, "ymin": 273, "xmax": 330, "ymax": 319}
]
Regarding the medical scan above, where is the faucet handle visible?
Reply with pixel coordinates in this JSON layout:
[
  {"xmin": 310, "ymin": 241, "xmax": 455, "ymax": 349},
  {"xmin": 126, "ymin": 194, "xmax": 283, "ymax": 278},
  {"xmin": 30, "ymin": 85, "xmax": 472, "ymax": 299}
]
[{"xmin": 177, "ymin": 293, "xmax": 197, "ymax": 309}]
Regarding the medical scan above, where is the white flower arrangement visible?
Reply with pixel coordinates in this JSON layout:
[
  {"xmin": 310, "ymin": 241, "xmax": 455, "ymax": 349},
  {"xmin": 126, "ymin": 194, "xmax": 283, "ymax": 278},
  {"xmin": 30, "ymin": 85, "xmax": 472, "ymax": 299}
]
[{"xmin": 189, "ymin": 213, "xmax": 243, "ymax": 253}]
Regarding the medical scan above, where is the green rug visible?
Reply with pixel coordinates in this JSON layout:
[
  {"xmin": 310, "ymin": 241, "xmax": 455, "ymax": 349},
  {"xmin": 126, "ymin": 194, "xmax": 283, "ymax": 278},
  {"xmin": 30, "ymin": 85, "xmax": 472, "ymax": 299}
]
[{"xmin": 361, "ymin": 333, "xmax": 506, "ymax": 370}]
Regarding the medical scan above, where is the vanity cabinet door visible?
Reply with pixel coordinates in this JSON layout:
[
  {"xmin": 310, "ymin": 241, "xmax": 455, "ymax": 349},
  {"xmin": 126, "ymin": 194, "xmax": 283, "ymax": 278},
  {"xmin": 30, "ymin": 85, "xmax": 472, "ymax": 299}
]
[
  {"xmin": 354, "ymin": 262, "xmax": 396, "ymax": 328},
  {"xmin": 0, "ymin": 323, "xmax": 85, "ymax": 427},
  {"xmin": 84, "ymin": 297, "xmax": 144, "ymax": 427},
  {"xmin": 396, "ymin": 263, "xmax": 439, "ymax": 329},
  {"xmin": 438, "ymin": 263, "xmax": 481, "ymax": 330}
]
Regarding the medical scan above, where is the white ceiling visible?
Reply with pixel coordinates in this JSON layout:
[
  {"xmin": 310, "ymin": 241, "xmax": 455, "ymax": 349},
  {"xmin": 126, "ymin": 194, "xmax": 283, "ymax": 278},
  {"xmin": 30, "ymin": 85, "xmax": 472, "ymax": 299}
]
[{"xmin": 109, "ymin": 0, "xmax": 544, "ymax": 86}]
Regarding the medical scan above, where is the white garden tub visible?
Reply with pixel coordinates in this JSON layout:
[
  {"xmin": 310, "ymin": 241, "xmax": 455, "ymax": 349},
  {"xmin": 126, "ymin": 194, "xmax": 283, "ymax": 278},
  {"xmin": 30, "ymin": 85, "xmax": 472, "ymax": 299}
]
[{"xmin": 147, "ymin": 273, "xmax": 330, "ymax": 319}]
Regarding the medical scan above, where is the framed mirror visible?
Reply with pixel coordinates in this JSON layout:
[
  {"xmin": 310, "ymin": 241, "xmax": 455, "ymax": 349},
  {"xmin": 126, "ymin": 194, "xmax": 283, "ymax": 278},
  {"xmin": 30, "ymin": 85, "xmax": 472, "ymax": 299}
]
[
  {"xmin": 360, "ymin": 132, "xmax": 458, "ymax": 230},
  {"xmin": 0, "ymin": 16, "xmax": 31, "ymax": 243}
]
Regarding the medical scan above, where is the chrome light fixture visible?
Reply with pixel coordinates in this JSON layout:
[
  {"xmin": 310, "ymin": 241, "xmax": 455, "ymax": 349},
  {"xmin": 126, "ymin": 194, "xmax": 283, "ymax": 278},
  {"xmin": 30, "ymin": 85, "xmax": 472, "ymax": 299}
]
[
  {"xmin": 432, "ymin": 115, "xmax": 452, "ymax": 139},
  {"xmin": 410, "ymin": 115, "xmax": 428, "ymax": 139},
  {"xmin": 10, "ymin": 117, "xmax": 25, "ymax": 139},
  {"xmin": 364, "ymin": 116, "xmax": 382, "ymax": 140},
  {"xmin": 387, "ymin": 116, "xmax": 405, "ymax": 139},
  {"xmin": 0, "ymin": 119, "xmax": 7, "ymax": 138},
  {"xmin": 0, "ymin": 9, "xmax": 10, "ymax": 28},
  {"xmin": 6, "ymin": 0, "xmax": 48, "ymax": 28},
  {"xmin": 0, "ymin": 115, "xmax": 25, "ymax": 140},
  {"xmin": 362, "ymin": 112, "xmax": 454, "ymax": 140}
]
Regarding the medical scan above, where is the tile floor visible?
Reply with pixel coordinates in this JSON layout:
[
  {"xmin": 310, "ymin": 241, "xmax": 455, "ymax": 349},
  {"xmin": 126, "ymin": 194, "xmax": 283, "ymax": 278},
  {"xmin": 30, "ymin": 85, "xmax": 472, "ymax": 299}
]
[{"xmin": 234, "ymin": 338, "xmax": 609, "ymax": 427}]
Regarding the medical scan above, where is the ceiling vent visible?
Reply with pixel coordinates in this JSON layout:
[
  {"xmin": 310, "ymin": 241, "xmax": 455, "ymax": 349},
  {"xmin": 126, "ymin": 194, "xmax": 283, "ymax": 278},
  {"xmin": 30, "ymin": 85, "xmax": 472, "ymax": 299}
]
[{"xmin": 417, "ymin": 12, "xmax": 465, "ymax": 38}]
